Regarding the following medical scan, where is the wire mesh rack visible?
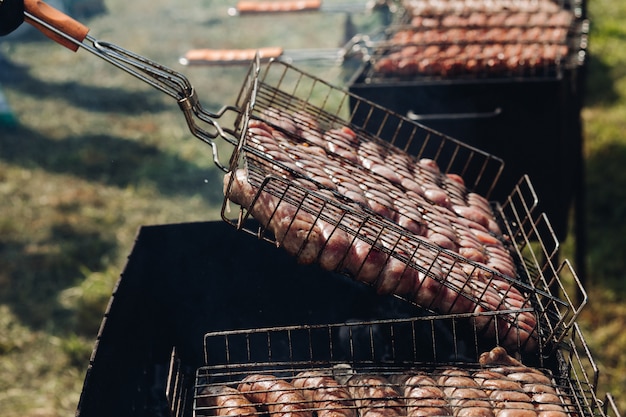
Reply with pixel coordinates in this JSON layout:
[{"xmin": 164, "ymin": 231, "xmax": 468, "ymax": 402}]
[
  {"xmin": 168, "ymin": 314, "xmax": 613, "ymax": 417},
  {"xmin": 222, "ymin": 58, "xmax": 586, "ymax": 353}
]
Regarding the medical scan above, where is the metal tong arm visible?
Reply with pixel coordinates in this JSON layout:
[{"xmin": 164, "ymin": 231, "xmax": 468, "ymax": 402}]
[{"xmin": 23, "ymin": 0, "xmax": 233, "ymax": 172}]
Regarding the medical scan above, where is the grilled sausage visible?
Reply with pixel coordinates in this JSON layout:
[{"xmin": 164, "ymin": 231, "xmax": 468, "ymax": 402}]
[
  {"xmin": 506, "ymin": 372, "xmax": 553, "ymax": 386},
  {"xmin": 532, "ymin": 390, "xmax": 571, "ymax": 417},
  {"xmin": 225, "ymin": 169, "xmax": 324, "ymax": 265},
  {"xmin": 347, "ymin": 375, "xmax": 405, "ymax": 417},
  {"xmin": 423, "ymin": 187, "xmax": 452, "ymax": 209},
  {"xmin": 292, "ymin": 111, "xmax": 324, "ymax": 145},
  {"xmin": 324, "ymin": 127, "xmax": 359, "ymax": 164},
  {"xmin": 479, "ymin": 348, "xmax": 567, "ymax": 417},
  {"xmin": 343, "ymin": 228, "xmax": 389, "ymax": 285},
  {"xmin": 423, "ymin": 231, "xmax": 456, "ymax": 255},
  {"xmin": 451, "ymin": 394, "xmax": 495, "ymax": 417},
  {"xmin": 315, "ymin": 214, "xmax": 353, "ymax": 272},
  {"xmin": 392, "ymin": 373, "xmax": 451, "ymax": 417},
  {"xmin": 238, "ymin": 374, "xmax": 313, "ymax": 417},
  {"xmin": 479, "ymin": 347, "xmax": 523, "ymax": 367},
  {"xmin": 292, "ymin": 371, "xmax": 356, "ymax": 417},
  {"xmin": 197, "ymin": 386, "xmax": 259, "ymax": 417},
  {"xmin": 363, "ymin": 189, "xmax": 395, "ymax": 219},
  {"xmin": 451, "ymin": 205, "xmax": 491, "ymax": 230},
  {"xmin": 377, "ymin": 254, "xmax": 421, "ymax": 296},
  {"xmin": 393, "ymin": 203, "xmax": 426, "ymax": 235},
  {"xmin": 412, "ymin": 255, "xmax": 451, "ymax": 311},
  {"xmin": 487, "ymin": 382, "xmax": 536, "ymax": 416},
  {"xmin": 459, "ymin": 247, "xmax": 487, "ymax": 263},
  {"xmin": 261, "ymin": 108, "xmax": 299, "ymax": 135},
  {"xmin": 437, "ymin": 369, "xmax": 495, "ymax": 417}
]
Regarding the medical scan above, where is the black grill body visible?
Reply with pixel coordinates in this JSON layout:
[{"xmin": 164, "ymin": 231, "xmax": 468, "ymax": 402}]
[
  {"xmin": 75, "ymin": 220, "xmax": 605, "ymax": 417},
  {"xmin": 76, "ymin": 221, "xmax": 427, "ymax": 417}
]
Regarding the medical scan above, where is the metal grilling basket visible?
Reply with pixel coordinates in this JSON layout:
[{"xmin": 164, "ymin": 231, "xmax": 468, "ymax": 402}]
[
  {"xmin": 178, "ymin": 315, "xmax": 610, "ymax": 417},
  {"xmin": 222, "ymin": 58, "xmax": 586, "ymax": 353}
]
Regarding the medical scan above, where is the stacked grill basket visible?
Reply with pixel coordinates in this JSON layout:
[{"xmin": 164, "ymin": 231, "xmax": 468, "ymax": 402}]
[{"xmin": 16, "ymin": 1, "xmax": 620, "ymax": 417}]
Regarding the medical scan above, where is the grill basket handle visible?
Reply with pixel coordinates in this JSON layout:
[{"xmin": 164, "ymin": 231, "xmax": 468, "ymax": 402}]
[
  {"xmin": 24, "ymin": 0, "xmax": 89, "ymax": 51},
  {"xmin": 407, "ymin": 107, "xmax": 502, "ymax": 121}
]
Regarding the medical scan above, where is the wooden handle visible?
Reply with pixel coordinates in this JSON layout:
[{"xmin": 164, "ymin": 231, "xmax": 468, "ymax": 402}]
[
  {"xmin": 236, "ymin": 0, "xmax": 322, "ymax": 13},
  {"xmin": 182, "ymin": 47, "xmax": 284, "ymax": 64},
  {"xmin": 24, "ymin": 0, "xmax": 89, "ymax": 51}
]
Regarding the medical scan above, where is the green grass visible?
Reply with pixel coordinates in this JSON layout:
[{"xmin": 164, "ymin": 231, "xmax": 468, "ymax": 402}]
[
  {"xmin": 1, "ymin": 0, "xmax": 625, "ymax": 415},
  {"xmin": 573, "ymin": 0, "xmax": 626, "ymax": 411}
]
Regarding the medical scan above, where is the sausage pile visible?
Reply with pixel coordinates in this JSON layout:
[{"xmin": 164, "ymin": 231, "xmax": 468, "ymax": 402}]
[
  {"xmin": 224, "ymin": 109, "xmax": 538, "ymax": 350},
  {"xmin": 370, "ymin": 0, "xmax": 574, "ymax": 78},
  {"xmin": 196, "ymin": 347, "xmax": 573, "ymax": 417}
]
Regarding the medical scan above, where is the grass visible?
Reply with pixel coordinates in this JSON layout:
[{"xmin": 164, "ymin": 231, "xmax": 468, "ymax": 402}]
[
  {"xmin": 0, "ymin": 0, "xmax": 625, "ymax": 415},
  {"xmin": 575, "ymin": 1, "xmax": 626, "ymax": 409}
]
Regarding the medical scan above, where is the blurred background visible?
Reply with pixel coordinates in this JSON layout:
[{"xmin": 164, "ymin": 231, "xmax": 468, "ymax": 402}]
[{"xmin": 0, "ymin": 0, "xmax": 624, "ymax": 415}]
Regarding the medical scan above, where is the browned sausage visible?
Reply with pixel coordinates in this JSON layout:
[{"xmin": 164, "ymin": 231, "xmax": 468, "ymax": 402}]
[
  {"xmin": 473, "ymin": 369, "xmax": 528, "ymax": 414},
  {"xmin": 423, "ymin": 187, "xmax": 452, "ymax": 209},
  {"xmin": 315, "ymin": 214, "xmax": 353, "ymax": 272},
  {"xmin": 479, "ymin": 347, "xmax": 523, "ymax": 367},
  {"xmin": 224, "ymin": 169, "xmax": 324, "ymax": 265},
  {"xmin": 451, "ymin": 395, "xmax": 495, "ymax": 417},
  {"xmin": 532, "ymin": 391, "xmax": 571, "ymax": 417},
  {"xmin": 347, "ymin": 375, "xmax": 405, "ymax": 417},
  {"xmin": 238, "ymin": 374, "xmax": 313, "ymax": 417},
  {"xmin": 506, "ymin": 372, "xmax": 553, "ymax": 386},
  {"xmin": 262, "ymin": 108, "xmax": 299, "ymax": 135},
  {"xmin": 392, "ymin": 373, "xmax": 451, "ymax": 417},
  {"xmin": 437, "ymin": 369, "xmax": 494, "ymax": 417},
  {"xmin": 451, "ymin": 205, "xmax": 491, "ymax": 230},
  {"xmin": 292, "ymin": 371, "xmax": 356, "ymax": 417},
  {"xmin": 522, "ymin": 384, "xmax": 557, "ymax": 395},
  {"xmin": 197, "ymin": 386, "xmax": 259, "ymax": 417},
  {"xmin": 496, "ymin": 408, "xmax": 538, "ymax": 417},
  {"xmin": 376, "ymin": 254, "xmax": 421, "ymax": 296},
  {"xmin": 343, "ymin": 226, "xmax": 389, "ymax": 284}
]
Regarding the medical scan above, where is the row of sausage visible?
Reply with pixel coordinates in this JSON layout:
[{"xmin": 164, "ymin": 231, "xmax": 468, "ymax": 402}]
[
  {"xmin": 372, "ymin": 42, "xmax": 569, "ymax": 77},
  {"xmin": 406, "ymin": 10, "xmax": 573, "ymax": 29},
  {"xmin": 197, "ymin": 348, "xmax": 572, "ymax": 417}
]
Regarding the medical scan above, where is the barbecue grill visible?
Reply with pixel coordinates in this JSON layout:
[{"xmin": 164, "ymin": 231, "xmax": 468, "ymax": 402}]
[{"xmin": 74, "ymin": 221, "xmax": 616, "ymax": 417}]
